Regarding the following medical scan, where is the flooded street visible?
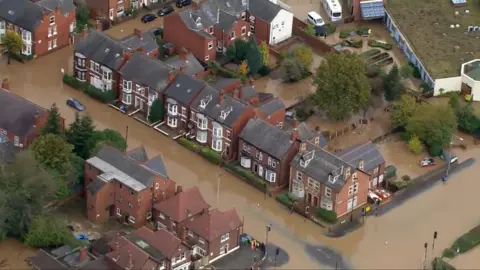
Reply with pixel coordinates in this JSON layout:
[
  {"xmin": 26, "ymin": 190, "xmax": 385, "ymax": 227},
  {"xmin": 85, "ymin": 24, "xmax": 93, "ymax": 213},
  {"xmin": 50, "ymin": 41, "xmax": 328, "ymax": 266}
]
[
  {"xmin": 1, "ymin": 22, "xmax": 480, "ymax": 270},
  {"xmin": 0, "ymin": 239, "xmax": 36, "ymax": 269}
]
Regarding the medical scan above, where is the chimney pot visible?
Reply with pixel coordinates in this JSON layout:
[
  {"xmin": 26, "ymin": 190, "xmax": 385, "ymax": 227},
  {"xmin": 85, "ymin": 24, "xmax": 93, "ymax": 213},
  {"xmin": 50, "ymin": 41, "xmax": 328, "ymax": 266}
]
[
  {"xmin": 79, "ymin": 247, "xmax": 88, "ymax": 262},
  {"xmin": 1, "ymin": 78, "xmax": 9, "ymax": 90},
  {"xmin": 233, "ymin": 88, "xmax": 240, "ymax": 99},
  {"xmin": 180, "ymin": 65, "xmax": 186, "ymax": 73},
  {"xmin": 95, "ymin": 20, "xmax": 101, "ymax": 31},
  {"xmin": 219, "ymin": 89, "xmax": 225, "ymax": 104},
  {"xmin": 176, "ymin": 185, "xmax": 183, "ymax": 194},
  {"xmin": 168, "ymin": 70, "xmax": 175, "ymax": 83},
  {"xmin": 82, "ymin": 24, "xmax": 89, "ymax": 38},
  {"xmin": 181, "ymin": 48, "xmax": 188, "ymax": 61},
  {"xmin": 127, "ymin": 250, "xmax": 133, "ymax": 269}
]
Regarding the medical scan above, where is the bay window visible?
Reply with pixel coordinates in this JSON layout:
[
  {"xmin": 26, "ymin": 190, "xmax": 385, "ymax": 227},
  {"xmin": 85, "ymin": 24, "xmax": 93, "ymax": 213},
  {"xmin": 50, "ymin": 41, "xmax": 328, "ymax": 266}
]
[
  {"xmin": 212, "ymin": 139, "xmax": 222, "ymax": 152},
  {"xmin": 167, "ymin": 116, "xmax": 177, "ymax": 127},
  {"xmin": 265, "ymin": 170, "xmax": 276, "ymax": 183},
  {"xmin": 196, "ymin": 130, "xmax": 207, "ymax": 143},
  {"xmin": 122, "ymin": 93, "xmax": 132, "ymax": 104},
  {"xmin": 197, "ymin": 115, "xmax": 207, "ymax": 130},
  {"xmin": 168, "ymin": 103, "xmax": 178, "ymax": 115},
  {"xmin": 240, "ymin": 156, "xmax": 251, "ymax": 168},
  {"xmin": 123, "ymin": 80, "xmax": 132, "ymax": 93},
  {"xmin": 212, "ymin": 125, "xmax": 222, "ymax": 137}
]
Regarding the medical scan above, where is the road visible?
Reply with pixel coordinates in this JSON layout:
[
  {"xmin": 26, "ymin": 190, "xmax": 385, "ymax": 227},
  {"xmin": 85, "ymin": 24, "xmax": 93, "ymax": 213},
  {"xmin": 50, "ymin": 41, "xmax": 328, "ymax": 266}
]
[{"xmin": 1, "ymin": 15, "xmax": 480, "ymax": 270}]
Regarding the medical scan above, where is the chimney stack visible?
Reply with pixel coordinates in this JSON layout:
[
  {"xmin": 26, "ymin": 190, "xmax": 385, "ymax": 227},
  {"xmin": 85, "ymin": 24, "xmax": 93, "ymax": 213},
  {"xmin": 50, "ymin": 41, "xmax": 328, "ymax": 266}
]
[
  {"xmin": 114, "ymin": 241, "xmax": 120, "ymax": 251},
  {"xmin": 180, "ymin": 227, "xmax": 187, "ymax": 241},
  {"xmin": 95, "ymin": 20, "xmax": 101, "ymax": 31},
  {"xmin": 82, "ymin": 24, "xmax": 89, "ymax": 38},
  {"xmin": 1, "ymin": 78, "xmax": 9, "ymax": 90},
  {"xmin": 127, "ymin": 250, "xmax": 133, "ymax": 269},
  {"xmin": 168, "ymin": 70, "xmax": 175, "ymax": 83},
  {"xmin": 180, "ymin": 65, "xmax": 186, "ymax": 73},
  {"xmin": 181, "ymin": 48, "xmax": 188, "ymax": 61},
  {"xmin": 176, "ymin": 185, "xmax": 183, "ymax": 194},
  {"xmin": 248, "ymin": 77, "xmax": 254, "ymax": 86},
  {"xmin": 233, "ymin": 87, "xmax": 240, "ymax": 99},
  {"xmin": 219, "ymin": 89, "xmax": 225, "ymax": 104},
  {"xmin": 291, "ymin": 119, "xmax": 299, "ymax": 141},
  {"xmin": 133, "ymin": 28, "xmax": 142, "ymax": 39},
  {"xmin": 79, "ymin": 247, "xmax": 88, "ymax": 262}
]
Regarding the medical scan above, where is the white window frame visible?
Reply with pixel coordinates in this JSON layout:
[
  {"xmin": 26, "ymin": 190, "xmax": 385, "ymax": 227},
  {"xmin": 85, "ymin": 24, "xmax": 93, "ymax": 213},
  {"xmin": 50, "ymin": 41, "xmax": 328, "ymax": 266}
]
[
  {"xmin": 324, "ymin": 187, "xmax": 331, "ymax": 198},
  {"xmin": 199, "ymin": 237, "xmax": 205, "ymax": 244},
  {"xmin": 205, "ymin": 55, "xmax": 210, "ymax": 61},
  {"xmin": 241, "ymin": 26, "xmax": 247, "ymax": 35},
  {"xmin": 159, "ymin": 213, "xmax": 165, "ymax": 219},
  {"xmin": 52, "ymin": 38, "xmax": 57, "ymax": 48},
  {"xmin": 208, "ymin": 41, "xmax": 213, "ymax": 50},
  {"xmin": 168, "ymin": 103, "xmax": 178, "ymax": 115},
  {"xmin": 196, "ymin": 130, "xmax": 207, "ymax": 143},
  {"xmin": 129, "ymin": 216, "xmax": 136, "ymax": 224},
  {"xmin": 123, "ymin": 80, "xmax": 132, "ymax": 92},
  {"xmin": 213, "ymin": 126, "xmax": 222, "ymax": 137},
  {"xmin": 230, "ymin": 31, "xmax": 235, "ymax": 40},
  {"xmin": 197, "ymin": 117, "xmax": 207, "ymax": 129},
  {"xmin": 53, "ymin": 25, "xmax": 57, "ymax": 35},
  {"xmin": 95, "ymin": 63, "xmax": 100, "ymax": 73},
  {"xmin": 48, "ymin": 40, "xmax": 52, "ymax": 50},
  {"xmin": 220, "ymin": 233, "xmax": 229, "ymax": 242},
  {"xmin": 347, "ymin": 196, "xmax": 358, "ymax": 211},
  {"xmin": 49, "ymin": 16, "xmax": 55, "ymax": 25},
  {"xmin": 187, "ymin": 230, "xmax": 194, "ymax": 237},
  {"xmin": 146, "ymin": 212, "xmax": 152, "ymax": 219},
  {"xmin": 122, "ymin": 93, "xmax": 132, "ymax": 104},
  {"xmin": 167, "ymin": 116, "xmax": 178, "ymax": 127},
  {"xmin": 48, "ymin": 27, "xmax": 52, "ymax": 37},
  {"xmin": 116, "ymin": 208, "xmax": 121, "ymax": 216},
  {"xmin": 212, "ymin": 138, "xmax": 222, "ymax": 152},
  {"xmin": 295, "ymin": 171, "xmax": 303, "ymax": 181},
  {"xmin": 181, "ymin": 107, "xmax": 187, "ymax": 116},
  {"xmin": 14, "ymin": 136, "xmax": 19, "ymax": 146},
  {"xmin": 209, "ymin": 26, "xmax": 214, "ymax": 34},
  {"xmin": 374, "ymin": 167, "xmax": 379, "ymax": 174},
  {"xmin": 155, "ymin": 182, "xmax": 160, "ymax": 189},
  {"xmin": 265, "ymin": 170, "xmax": 276, "ymax": 183}
]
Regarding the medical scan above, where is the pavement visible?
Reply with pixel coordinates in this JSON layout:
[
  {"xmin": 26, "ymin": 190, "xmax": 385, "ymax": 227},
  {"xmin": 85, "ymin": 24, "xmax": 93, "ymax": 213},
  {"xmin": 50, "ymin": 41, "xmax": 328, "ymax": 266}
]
[
  {"xmin": 304, "ymin": 243, "xmax": 352, "ymax": 270},
  {"xmin": 210, "ymin": 245, "xmax": 264, "ymax": 270}
]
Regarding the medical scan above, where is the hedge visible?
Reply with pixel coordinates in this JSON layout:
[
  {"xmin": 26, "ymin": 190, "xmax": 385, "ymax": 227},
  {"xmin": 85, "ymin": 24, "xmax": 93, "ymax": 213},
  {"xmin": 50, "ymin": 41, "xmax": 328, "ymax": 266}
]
[
  {"xmin": 385, "ymin": 165, "xmax": 397, "ymax": 179},
  {"xmin": 200, "ymin": 147, "xmax": 222, "ymax": 164},
  {"xmin": 315, "ymin": 208, "xmax": 337, "ymax": 224},
  {"xmin": 339, "ymin": 30, "xmax": 351, "ymax": 38},
  {"xmin": 360, "ymin": 49, "xmax": 381, "ymax": 58},
  {"xmin": 63, "ymin": 74, "xmax": 115, "ymax": 103},
  {"xmin": 208, "ymin": 61, "xmax": 239, "ymax": 78},
  {"xmin": 449, "ymin": 225, "xmax": 480, "ymax": 256},
  {"xmin": 368, "ymin": 40, "xmax": 393, "ymax": 50},
  {"xmin": 275, "ymin": 192, "xmax": 296, "ymax": 208},
  {"xmin": 432, "ymin": 258, "xmax": 456, "ymax": 270},
  {"xmin": 223, "ymin": 163, "xmax": 267, "ymax": 193}
]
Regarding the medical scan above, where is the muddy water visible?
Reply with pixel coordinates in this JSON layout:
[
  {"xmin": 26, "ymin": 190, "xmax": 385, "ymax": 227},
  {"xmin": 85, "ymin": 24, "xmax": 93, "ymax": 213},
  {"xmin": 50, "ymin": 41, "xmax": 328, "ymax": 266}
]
[
  {"xmin": 0, "ymin": 239, "xmax": 37, "ymax": 269},
  {"xmin": 2, "ymin": 24, "xmax": 480, "ymax": 269}
]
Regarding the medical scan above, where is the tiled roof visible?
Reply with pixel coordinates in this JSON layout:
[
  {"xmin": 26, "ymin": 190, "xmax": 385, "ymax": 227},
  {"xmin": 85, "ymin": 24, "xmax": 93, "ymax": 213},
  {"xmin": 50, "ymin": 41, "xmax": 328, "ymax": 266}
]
[
  {"xmin": 248, "ymin": 0, "xmax": 283, "ymax": 22},
  {"xmin": 36, "ymin": 0, "xmax": 76, "ymax": 15},
  {"xmin": 185, "ymin": 208, "xmax": 242, "ymax": 242},
  {"xmin": 75, "ymin": 31, "xmax": 125, "ymax": 70},
  {"xmin": 126, "ymin": 146, "xmax": 149, "ymax": 163},
  {"xmin": 119, "ymin": 31, "xmax": 158, "ymax": 55},
  {"xmin": 29, "ymin": 250, "xmax": 68, "ymax": 270},
  {"xmin": 165, "ymin": 52, "xmax": 204, "ymax": 76},
  {"xmin": 106, "ymin": 237, "xmax": 150, "ymax": 269},
  {"xmin": 0, "ymin": 88, "xmax": 47, "ymax": 138},
  {"xmin": 257, "ymin": 97, "xmax": 285, "ymax": 116},
  {"xmin": 153, "ymin": 187, "xmax": 210, "ymax": 223},
  {"xmin": 131, "ymin": 227, "xmax": 183, "ymax": 258},
  {"xmin": 78, "ymin": 257, "xmax": 109, "ymax": 270},
  {"xmin": 165, "ymin": 74, "xmax": 205, "ymax": 105},
  {"xmin": 120, "ymin": 52, "xmax": 173, "ymax": 92},
  {"xmin": 337, "ymin": 142, "xmax": 385, "ymax": 172},
  {"xmin": 239, "ymin": 118, "xmax": 293, "ymax": 160}
]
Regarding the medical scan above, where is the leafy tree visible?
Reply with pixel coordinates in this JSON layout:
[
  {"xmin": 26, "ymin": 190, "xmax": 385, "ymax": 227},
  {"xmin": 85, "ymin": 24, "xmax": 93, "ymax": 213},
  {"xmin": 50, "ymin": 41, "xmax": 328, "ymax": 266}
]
[
  {"xmin": 391, "ymin": 94, "xmax": 417, "ymax": 128},
  {"xmin": 293, "ymin": 45, "xmax": 313, "ymax": 72},
  {"xmin": 456, "ymin": 105, "xmax": 480, "ymax": 133},
  {"xmin": 32, "ymin": 134, "xmax": 73, "ymax": 171},
  {"xmin": 246, "ymin": 38, "xmax": 262, "ymax": 75},
  {"xmin": 2, "ymin": 30, "xmax": 22, "ymax": 64},
  {"xmin": 448, "ymin": 93, "xmax": 461, "ymax": 111},
  {"xmin": 0, "ymin": 151, "xmax": 56, "ymax": 239},
  {"xmin": 148, "ymin": 99, "xmax": 165, "ymax": 123},
  {"xmin": 282, "ymin": 57, "xmax": 304, "ymax": 83},
  {"xmin": 313, "ymin": 52, "xmax": 371, "ymax": 120},
  {"xmin": 226, "ymin": 39, "xmax": 249, "ymax": 64},
  {"xmin": 383, "ymin": 65, "xmax": 402, "ymax": 101},
  {"xmin": 406, "ymin": 103, "xmax": 456, "ymax": 150},
  {"xmin": 304, "ymin": 24, "xmax": 316, "ymax": 36},
  {"xmin": 238, "ymin": 60, "xmax": 248, "ymax": 76},
  {"xmin": 76, "ymin": 4, "xmax": 90, "ymax": 25},
  {"xmin": 25, "ymin": 216, "xmax": 72, "ymax": 248},
  {"xmin": 88, "ymin": 129, "xmax": 127, "ymax": 156},
  {"xmin": 66, "ymin": 113, "xmax": 95, "ymax": 159},
  {"xmin": 68, "ymin": 154, "xmax": 85, "ymax": 186},
  {"xmin": 400, "ymin": 63, "xmax": 414, "ymax": 79},
  {"xmin": 41, "ymin": 103, "xmax": 63, "ymax": 135},
  {"xmin": 259, "ymin": 41, "xmax": 269, "ymax": 66},
  {"xmin": 408, "ymin": 136, "xmax": 424, "ymax": 155}
]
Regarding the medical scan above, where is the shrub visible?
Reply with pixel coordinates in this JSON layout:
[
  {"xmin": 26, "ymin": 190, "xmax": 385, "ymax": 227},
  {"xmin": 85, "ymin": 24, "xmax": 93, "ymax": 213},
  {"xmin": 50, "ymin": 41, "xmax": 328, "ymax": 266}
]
[
  {"xmin": 200, "ymin": 148, "xmax": 222, "ymax": 164},
  {"xmin": 433, "ymin": 257, "xmax": 456, "ymax": 270},
  {"xmin": 257, "ymin": 65, "xmax": 271, "ymax": 76},
  {"xmin": 442, "ymin": 248, "xmax": 456, "ymax": 259},
  {"xmin": 223, "ymin": 163, "xmax": 267, "ymax": 192},
  {"xmin": 339, "ymin": 30, "xmax": 351, "ymax": 38},
  {"xmin": 276, "ymin": 192, "xmax": 295, "ymax": 208},
  {"xmin": 24, "ymin": 216, "xmax": 73, "ymax": 248},
  {"xmin": 361, "ymin": 49, "xmax": 381, "ymax": 58},
  {"xmin": 343, "ymin": 38, "xmax": 363, "ymax": 48},
  {"xmin": 178, "ymin": 137, "xmax": 202, "ymax": 152},
  {"xmin": 401, "ymin": 175, "xmax": 411, "ymax": 181},
  {"xmin": 451, "ymin": 228, "xmax": 480, "ymax": 255},
  {"xmin": 356, "ymin": 27, "xmax": 370, "ymax": 36},
  {"xmin": 63, "ymin": 74, "xmax": 115, "ymax": 103},
  {"xmin": 315, "ymin": 208, "xmax": 337, "ymax": 224},
  {"xmin": 324, "ymin": 24, "xmax": 336, "ymax": 35},
  {"xmin": 409, "ymin": 62, "xmax": 422, "ymax": 78},
  {"xmin": 388, "ymin": 180, "xmax": 407, "ymax": 192},
  {"xmin": 208, "ymin": 61, "xmax": 238, "ymax": 78},
  {"xmin": 408, "ymin": 136, "xmax": 424, "ymax": 155},
  {"xmin": 385, "ymin": 165, "xmax": 397, "ymax": 179},
  {"xmin": 428, "ymin": 144, "xmax": 443, "ymax": 157},
  {"xmin": 304, "ymin": 24, "xmax": 316, "ymax": 36},
  {"xmin": 368, "ymin": 40, "xmax": 393, "ymax": 50}
]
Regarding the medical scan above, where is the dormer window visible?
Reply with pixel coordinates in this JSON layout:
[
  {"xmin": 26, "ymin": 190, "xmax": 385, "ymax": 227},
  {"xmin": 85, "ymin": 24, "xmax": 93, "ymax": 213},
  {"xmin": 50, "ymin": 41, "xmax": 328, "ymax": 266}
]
[
  {"xmin": 220, "ymin": 111, "xmax": 228, "ymax": 119},
  {"xmin": 344, "ymin": 166, "xmax": 351, "ymax": 180},
  {"xmin": 359, "ymin": 160, "xmax": 364, "ymax": 170},
  {"xmin": 300, "ymin": 159, "xmax": 306, "ymax": 168},
  {"xmin": 314, "ymin": 136, "xmax": 320, "ymax": 146},
  {"xmin": 300, "ymin": 142, "xmax": 306, "ymax": 152},
  {"xmin": 200, "ymin": 100, "xmax": 206, "ymax": 108}
]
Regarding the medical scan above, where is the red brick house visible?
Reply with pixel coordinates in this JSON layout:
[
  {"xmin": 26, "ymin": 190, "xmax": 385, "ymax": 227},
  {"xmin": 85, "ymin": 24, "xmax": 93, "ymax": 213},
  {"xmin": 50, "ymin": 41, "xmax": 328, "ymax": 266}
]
[
  {"xmin": 84, "ymin": 0, "xmax": 159, "ymax": 21},
  {"xmin": 238, "ymin": 119, "xmax": 327, "ymax": 191},
  {"xmin": 184, "ymin": 208, "xmax": 243, "ymax": 263},
  {"xmin": 289, "ymin": 142, "xmax": 370, "ymax": 223},
  {"xmin": 0, "ymin": 84, "xmax": 65, "ymax": 148},
  {"xmin": 163, "ymin": 0, "xmax": 293, "ymax": 61},
  {"xmin": 0, "ymin": 0, "xmax": 76, "ymax": 58},
  {"xmin": 85, "ymin": 145, "xmax": 176, "ymax": 228},
  {"xmin": 153, "ymin": 186, "xmax": 210, "ymax": 235}
]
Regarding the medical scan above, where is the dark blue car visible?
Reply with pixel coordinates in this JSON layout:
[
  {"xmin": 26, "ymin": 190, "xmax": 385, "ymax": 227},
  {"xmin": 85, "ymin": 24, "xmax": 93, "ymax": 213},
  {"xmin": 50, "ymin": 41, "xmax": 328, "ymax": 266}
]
[
  {"xmin": 141, "ymin": 13, "xmax": 156, "ymax": 23},
  {"xmin": 66, "ymin": 98, "xmax": 85, "ymax": 111}
]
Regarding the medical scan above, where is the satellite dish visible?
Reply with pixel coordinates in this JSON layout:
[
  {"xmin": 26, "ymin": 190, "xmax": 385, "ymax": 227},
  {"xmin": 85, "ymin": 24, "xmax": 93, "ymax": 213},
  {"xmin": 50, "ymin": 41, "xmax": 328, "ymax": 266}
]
[
  {"xmin": 465, "ymin": 10, "xmax": 470, "ymax": 14},
  {"xmin": 455, "ymin": 11, "xmax": 459, "ymax": 15},
  {"xmin": 450, "ymin": 25, "xmax": 455, "ymax": 28},
  {"xmin": 456, "ymin": 24, "xmax": 460, "ymax": 28}
]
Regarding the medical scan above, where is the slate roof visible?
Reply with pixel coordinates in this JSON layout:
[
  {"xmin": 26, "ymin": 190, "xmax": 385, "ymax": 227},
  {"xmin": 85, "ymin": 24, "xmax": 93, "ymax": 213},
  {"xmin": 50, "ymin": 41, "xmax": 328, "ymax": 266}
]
[
  {"xmin": 203, "ymin": 0, "xmax": 246, "ymax": 15},
  {"xmin": 291, "ymin": 143, "xmax": 354, "ymax": 192},
  {"xmin": 0, "ymin": 88, "xmax": 47, "ymax": 138},
  {"xmin": 75, "ymin": 31, "xmax": 125, "ymax": 70},
  {"xmin": 257, "ymin": 97, "xmax": 284, "ymax": 116},
  {"xmin": 131, "ymin": 227, "xmax": 184, "ymax": 258},
  {"xmin": 119, "ymin": 31, "xmax": 158, "ymax": 55},
  {"xmin": 142, "ymin": 155, "xmax": 168, "ymax": 179},
  {"xmin": 36, "ymin": 0, "xmax": 76, "ymax": 14},
  {"xmin": 106, "ymin": 238, "xmax": 150, "ymax": 269},
  {"xmin": 178, "ymin": 8, "xmax": 216, "ymax": 33},
  {"xmin": 239, "ymin": 86, "xmax": 257, "ymax": 101},
  {"xmin": 126, "ymin": 146, "xmax": 149, "ymax": 163},
  {"xmin": 165, "ymin": 74, "xmax": 205, "ymax": 105},
  {"xmin": 165, "ymin": 52, "xmax": 204, "ymax": 76},
  {"xmin": 91, "ymin": 231, "xmax": 126, "ymax": 256},
  {"xmin": 248, "ymin": 0, "xmax": 283, "ymax": 23},
  {"xmin": 86, "ymin": 179, "xmax": 106, "ymax": 194},
  {"xmin": 185, "ymin": 208, "xmax": 243, "ymax": 242},
  {"xmin": 216, "ymin": 9, "xmax": 238, "ymax": 31},
  {"xmin": 210, "ymin": 78, "xmax": 240, "ymax": 91},
  {"xmin": 120, "ymin": 52, "xmax": 173, "ymax": 92},
  {"xmin": 79, "ymin": 257, "xmax": 109, "ymax": 270},
  {"xmin": 0, "ymin": 137, "xmax": 20, "ymax": 164},
  {"xmin": 337, "ymin": 142, "xmax": 385, "ymax": 172},
  {"xmin": 153, "ymin": 187, "xmax": 210, "ymax": 223},
  {"xmin": 29, "ymin": 249, "xmax": 68, "ymax": 270},
  {"xmin": 0, "ymin": 0, "xmax": 44, "ymax": 31},
  {"xmin": 240, "ymin": 118, "xmax": 293, "ymax": 160}
]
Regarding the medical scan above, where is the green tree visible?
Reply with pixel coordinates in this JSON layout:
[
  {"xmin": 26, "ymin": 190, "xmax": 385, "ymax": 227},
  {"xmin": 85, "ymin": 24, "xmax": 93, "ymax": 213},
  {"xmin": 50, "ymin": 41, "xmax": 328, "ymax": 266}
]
[
  {"xmin": 76, "ymin": 4, "xmax": 90, "ymax": 25},
  {"xmin": 457, "ymin": 105, "xmax": 480, "ymax": 133},
  {"xmin": 383, "ymin": 65, "xmax": 402, "ymax": 101},
  {"xmin": 313, "ymin": 52, "xmax": 371, "ymax": 120},
  {"xmin": 41, "ymin": 103, "xmax": 63, "ymax": 135},
  {"xmin": 25, "ymin": 216, "xmax": 72, "ymax": 248},
  {"xmin": 87, "ymin": 129, "xmax": 127, "ymax": 156},
  {"xmin": 2, "ymin": 30, "xmax": 23, "ymax": 64},
  {"xmin": 259, "ymin": 41, "xmax": 269, "ymax": 66},
  {"xmin": 304, "ymin": 24, "xmax": 316, "ymax": 36},
  {"xmin": 448, "ymin": 93, "xmax": 461, "ymax": 111},
  {"xmin": 32, "ymin": 134, "xmax": 73, "ymax": 171},
  {"xmin": 391, "ymin": 94, "xmax": 417, "ymax": 128},
  {"xmin": 226, "ymin": 39, "xmax": 249, "ymax": 64},
  {"xmin": 66, "ymin": 113, "xmax": 95, "ymax": 159},
  {"xmin": 246, "ymin": 38, "xmax": 262, "ymax": 75},
  {"xmin": 148, "ymin": 99, "xmax": 165, "ymax": 123},
  {"xmin": 282, "ymin": 57, "xmax": 304, "ymax": 83},
  {"xmin": 293, "ymin": 45, "xmax": 313, "ymax": 72},
  {"xmin": 238, "ymin": 60, "xmax": 248, "ymax": 76},
  {"xmin": 408, "ymin": 136, "xmax": 424, "ymax": 155},
  {"xmin": 400, "ymin": 63, "xmax": 414, "ymax": 79},
  {"xmin": 0, "ymin": 151, "xmax": 56, "ymax": 239},
  {"xmin": 406, "ymin": 103, "xmax": 456, "ymax": 150}
]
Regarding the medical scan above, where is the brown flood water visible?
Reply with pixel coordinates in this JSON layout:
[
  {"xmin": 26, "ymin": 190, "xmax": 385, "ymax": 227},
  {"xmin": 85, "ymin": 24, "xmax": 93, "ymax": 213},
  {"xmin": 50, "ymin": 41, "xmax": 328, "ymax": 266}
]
[
  {"xmin": 1, "ymin": 22, "xmax": 480, "ymax": 269},
  {"xmin": 0, "ymin": 239, "xmax": 37, "ymax": 269}
]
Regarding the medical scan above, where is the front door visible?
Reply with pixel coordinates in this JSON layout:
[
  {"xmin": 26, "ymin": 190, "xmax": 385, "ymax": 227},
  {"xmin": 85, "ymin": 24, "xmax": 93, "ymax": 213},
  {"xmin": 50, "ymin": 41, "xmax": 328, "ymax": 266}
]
[
  {"xmin": 307, "ymin": 193, "xmax": 312, "ymax": 205},
  {"xmin": 135, "ymin": 96, "xmax": 143, "ymax": 110}
]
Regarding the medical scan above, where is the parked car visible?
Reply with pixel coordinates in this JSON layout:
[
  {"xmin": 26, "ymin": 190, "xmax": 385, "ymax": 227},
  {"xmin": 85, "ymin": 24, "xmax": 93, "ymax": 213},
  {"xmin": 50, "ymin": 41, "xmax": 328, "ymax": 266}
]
[
  {"xmin": 66, "ymin": 98, "xmax": 85, "ymax": 111},
  {"xmin": 176, "ymin": 0, "xmax": 192, "ymax": 8},
  {"xmin": 141, "ymin": 14, "xmax": 156, "ymax": 23},
  {"xmin": 307, "ymin": 11, "xmax": 325, "ymax": 27},
  {"xmin": 419, "ymin": 158, "xmax": 436, "ymax": 168},
  {"xmin": 157, "ymin": 5, "xmax": 174, "ymax": 16},
  {"xmin": 150, "ymin": 27, "xmax": 164, "ymax": 38}
]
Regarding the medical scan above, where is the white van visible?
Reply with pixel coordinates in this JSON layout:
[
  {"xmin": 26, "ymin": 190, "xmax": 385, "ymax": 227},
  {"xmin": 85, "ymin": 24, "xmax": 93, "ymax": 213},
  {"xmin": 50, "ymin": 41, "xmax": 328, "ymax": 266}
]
[
  {"xmin": 307, "ymin": 11, "xmax": 325, "ymax": 27},
  {"xmin": 322, "ymin": 0, "xmax": 342, "ymax": 22}
]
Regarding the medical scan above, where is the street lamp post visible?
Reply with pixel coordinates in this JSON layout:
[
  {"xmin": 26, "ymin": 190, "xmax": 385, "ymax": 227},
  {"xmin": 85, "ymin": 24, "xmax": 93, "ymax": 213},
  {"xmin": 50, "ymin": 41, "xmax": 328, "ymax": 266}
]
[
  {"xmin": 432, "ymin": 231, "xmax": 438, "ymax": 255},
  {"xmin": 446, "ymin": 133, "xmax": 463, "ymax": 177},
  {"xmin": 265, "ymin": 224, "xmax": 272, "ymax": 256},
  {"xmin": 423, "ymin": 242, "xmax": 428, "ymax": 270}
]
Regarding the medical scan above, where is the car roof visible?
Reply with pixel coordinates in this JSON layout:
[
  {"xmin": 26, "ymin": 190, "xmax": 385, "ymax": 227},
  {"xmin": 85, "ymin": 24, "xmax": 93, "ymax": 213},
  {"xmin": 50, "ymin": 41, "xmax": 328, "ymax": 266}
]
[{"xmin": 308, "ymin": 11, "xmax": 322, "ymax": 19}]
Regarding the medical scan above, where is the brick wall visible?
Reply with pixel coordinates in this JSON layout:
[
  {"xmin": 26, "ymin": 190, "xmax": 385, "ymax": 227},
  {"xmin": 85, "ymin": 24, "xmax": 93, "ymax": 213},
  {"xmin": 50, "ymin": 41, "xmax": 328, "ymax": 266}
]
[{"xmin": 291, "ymin": 17, "xmax": 333, "ymax": 55}]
